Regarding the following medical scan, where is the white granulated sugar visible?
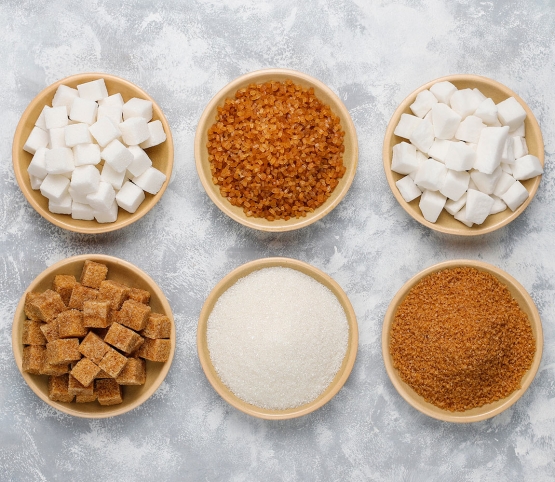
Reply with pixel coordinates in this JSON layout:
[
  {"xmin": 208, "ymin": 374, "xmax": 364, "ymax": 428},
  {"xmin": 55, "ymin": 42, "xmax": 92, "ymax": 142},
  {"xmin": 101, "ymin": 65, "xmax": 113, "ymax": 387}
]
[{"xmin": 207, "ymin": 267, "xmax": 349, "ymax": 410}]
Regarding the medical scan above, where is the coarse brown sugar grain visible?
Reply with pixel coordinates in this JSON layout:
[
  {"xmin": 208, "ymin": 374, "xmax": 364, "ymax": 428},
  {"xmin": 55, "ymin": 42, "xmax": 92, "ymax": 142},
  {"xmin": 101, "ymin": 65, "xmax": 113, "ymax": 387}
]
[
  {"xmin": 207, "ymin": 80, "xmax": 346, "ymax": 221},
  {"xmin": 389, "ymin": 267, "xmax": 536, "ymax": 412}
]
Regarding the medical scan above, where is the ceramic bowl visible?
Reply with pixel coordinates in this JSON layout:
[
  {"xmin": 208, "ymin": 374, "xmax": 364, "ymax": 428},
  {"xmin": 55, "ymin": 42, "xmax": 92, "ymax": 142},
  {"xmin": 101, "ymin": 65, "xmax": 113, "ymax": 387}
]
[
  {"xmin": 382, "ymin": 259, "xmax": 543, "ymax": 423},
  {"xmin": 197, "ymin": 257, "xmax": 358, "ymax": 419},
  {"xmin": 12, "ymin": 254, "xmax": 175, "ymax": 418},
  {"xmin": 194, "ymin": 69, "xmax": 358, "ymax": 232},
  {"xmin": 383, "ymin": 74, "xmax": 544, "ymax": 235},
  {"xmin": 12, "ymin": 73, "xmax": 173, "ymax": 234}
]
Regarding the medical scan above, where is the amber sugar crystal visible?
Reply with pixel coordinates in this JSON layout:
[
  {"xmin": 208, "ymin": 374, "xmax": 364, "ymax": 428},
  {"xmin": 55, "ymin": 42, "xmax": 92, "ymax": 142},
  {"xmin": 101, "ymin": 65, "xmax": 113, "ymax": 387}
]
[
  {"xmin": 207, "ymin": 80, "xmax": 346, "ymax": 221},
  {"xmin": 390, "ymin": 267, "xmax": 536, "ymax": 412}
]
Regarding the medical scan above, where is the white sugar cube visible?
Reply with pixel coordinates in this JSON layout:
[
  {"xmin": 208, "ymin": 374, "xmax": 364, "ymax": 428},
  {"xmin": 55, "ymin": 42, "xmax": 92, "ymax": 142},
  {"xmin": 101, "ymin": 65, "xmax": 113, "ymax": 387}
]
[
  {"xmin": 424, "ymin": 110, "xmax": 432, "ymax": 123},
  {"xmin": 419, "ymin": 189, "xmax": 446, "ymax": 223},
  {"xmin": 450, "ymin": 88, "xmax": 481, "ymax": 119},
  {"xmin": 466, "ymin": 189, "xmax": 494, "ymax": 225},
  {"xmin": 40, "ymin": 174, "xmax": 70, "ymax": 201},
  {"xmin": 98, "ymin": 93, "xmax": 124, "ymax": 107},
  {"xmin": 77, "ymin": 79, "xmax": 108, "ymax": 102},
  {"xmin": 23, "ymin": 126, "xmax": 49, "ymax": 154},
  {"xmin": 431, "ymin": 103, "xmax": 461, "ymax": 140},
  {"xmin": 501, "ymin": 162, "xmax": 513, "ymax": 174},
  {"xmin": 71, "ymin": 165, "xmax": 100, "ymax": 194},
  {"xmin": 430, "ymin": 81, "xmax": 457, "ymax": 104},
  {"xmin": 29, "ymin": 174, "xmax": 43, "ymax": 190},
  {"xmin": 391, "ymin": 142, "xmax": 418, "ymax": 175},
  {"xmin": 511, "ymin": 155, "xmax": 543, "ymax": 181},
  {"xmin": 101, "ymin": 139, "xmax": 133, "ymax": 173},
  {"xmin": 116, "ymin": 181, "xmax": 146, "ymax": 213},
  {"xmin": 445, "ymin": 192, "xmax": 467, "ymax": 216},
  {"xmin": 48, "ymin": 192, "xmax": 72, "ymax": 215},
  {"xmin": 127, "ymin": 146, "xmax": 152, "ymax": 177},
  {"xmin": 139, "ymin": 120, "xmax": 166, "ymax": 149},
  {"xmin": 473, "ymin": 88, "xmax": 487, "ymax": 103},
  {"xmin": 35, "ymin": 105, "xmax": 51, "ymax": 131},
  {"xmin": 489, "ymin": 195, "xmax": 507, "ymax": 214},
  {"xmin": 414, "ymin": 158, "xmax": 447, "ymax": 191},
  {"xmin": 444, "ymin": 141, "xmax": 476, "ymax": 172},
  {"xmin": 69, "ymin": 97, "xmax": 98, "ymax": 125},
  {"xmin": 455, "ymin": 115, "xmax": 486, "ymax": 144},
  {"xmin": 132, "ymin": 167, "xmax": 167, "ymax": 194},
  {"xmin": 100, "ymin": 163, "xmax": 126, "ymax": 191},
  {"xmin": 493, "ymin": 171, "xmax": 516, "ymax": 197},
  {"xmin": 409, "ymin": 119, "xmax": 434, "ymax": 154},
  {"xmin": 49, "ymin": 127, "xmax": 67, "ymax": 148},
  {"xmin": 71, "ymin": 202, "xmax": 95, "ymax": 220},
  {"xmin": 428, "ymin": 139, "xmax": 453, "ymax": 163},
  {"xmin": 89, "ymin": 116, "xmax": 121, "ymax": 147},
  {"xmin": 501, "ymin": 181, "xmax": 529, "ymax": 211},
  {"xmin": 473, "ymin": 98, "xmax": 498, "ymax": 126},
  {"xmin": 454, "ymin": 206, "xmax": 473, "ymax": 227},
  {"xmin": 500, "ymin": 137, "xmax": 515, "ymax": 165},
  {"xmin": 64, "ymin": 123, "xmax": 92, "ymax": 147},
  {"xmin": 94, "ymin": 200, "xmax": 118, "ymax": 223},
  {"xmin": 408, "ymin": 151, "xmax": 427, "ymax": 180},
  {"xmin": 394, "ymin": 114, "xmax": 422, "ymax": 139},
  {"xmin": 97, "ymin": 104, "xmax": 123, "ymax": 126},
  {"xmin": 73, "ymin": 144, "xmax": 101, "ymax": 166},
  {"xmin": 44, "ymin": 106, "xmax": 68, "ymax": 130},
  {"xmin": 27, "ymin": 148, "xmax": 49, "ymax": 179},
  {"xmin": 410, "ymin": 89, "xmax": 438, "ymax": 118},
  {"xmin": 45, "ymin": 147, "xmax": 74, "ymax": 175},
  {"xmin": 52, "ymin": 85, "xmax": 79, "ymax": 108},
  {"xmin": 68, "ymin": 185, "xmax": 90, "ymax": 204},
  {"xmin": 440, "ymin": 169, "xmax": 469, "ymax": 201},
  {"xmin": 512, "ymin": 137, "xmax": 528, "ymax": 159},
  {"xmin": 474, "ymin": 126, "xmax": 509, "ymax": 174},
  {"xmin": 86, "ymin": 181, "xmax": 116, "ymax": 211},
  {"xmin": 395, "ymin": 175, "xmax": 422, "ymax": 202},
  {"xmin": 510, "ymin": 123, "xmax": 525, "ymax": 137},
  {"xmin": 119, "ymin": 117, "xmax": 150, "ymax": 146},
  {"xmin": 497, "ymin": 97, "xmax": 526, "ymax": 131},
  {"xmin": 470, "ymin": 166, "xmax": 502, "ymax": 195},
  {"xmin": 123, "ymin": 98, "xmax": 153, "ymax": 121}
]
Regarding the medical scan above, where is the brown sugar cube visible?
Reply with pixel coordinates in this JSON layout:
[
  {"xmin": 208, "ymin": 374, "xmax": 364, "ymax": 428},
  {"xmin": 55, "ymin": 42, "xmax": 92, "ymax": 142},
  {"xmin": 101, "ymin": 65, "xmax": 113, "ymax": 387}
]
[
  {"xmin": 116, "ymin": 358, "xmax": 146, "ymax": 385},
  {"xmin": 40, "ymin": 319, "xmax": 60, "ymax": 342},
  {"xmin": 127, "ymin": 287, "xmax": 151, "ymax": 305},
  {"xmin": 99, "ymin": 280, "xmax": 130, "ymax": 311},
  {"xmin": 68, "ymin": 374, "xmax": 96, "ymax": 397},
  {"xmin": 96, "ymin": 379, "xmax": 123, "ymax": 405},
  {"xmin": 68, "ymin": 284, "xmax": 99, "ymax": 311},
  {"xmin": 22, "ymin": 345, "xmax": 46, "ymax": 374},
  {"xmin": 46, "ymin": 338, "xmax": 81, "ymax": 365},
  {"xmin": 26, "ymin": 289, "xmax": 66, "ymax": 322},
  {"xmin": 57, "ymin": 310, "xmax": 88, "ymax": 338},
  {"xmin": 52, "ymin": 274, "xmax": 77, "ymax": 306},
  {"xmin": 104, "ymin": 322, "xmax": 144, "ymax": 354},
  {"xmin": 118, "ymin": 299, "xmax": 151, "ymax": 332},
  {"xmin": 78, "ymin": 332, "xmax": 110, "ymax": 364},
  {"xmin": 76, "ymin": 391, "xmax": 98, "ymax": 403},
  {"xmin": 70, "ymin": 358, "xmax": 101, "ymax": 387},
  {"xmin": 40, "ymin": 359, "xmax": 69, "ymax": 376},
  {"xmin": 24, "ymin": 292, "xmax": 42, "ymax": 320},
  {"xmin": 98, "ymin": 347, "xmax": 128, "ymax": 378},
  {"xmin": 83, "ymin": 300, "xmax": 111, "ymax": 329},
  {"xmin": 22, "ymin": 320, "xmax": 47, "ymax": 345},
  {"xmin": 141, "ymin": 313, "xmax": 171, "ymax": 339},
  {"xmin": 138, "ymin": 338, "xmax": 171, "ymax": 362},
  {"xmin": 48, "ymin": 374, "xmax": 74, "ymax": 403},
  {"xmin": 80, "ymin": 260, "xmax": 108, "ymax": 289}
]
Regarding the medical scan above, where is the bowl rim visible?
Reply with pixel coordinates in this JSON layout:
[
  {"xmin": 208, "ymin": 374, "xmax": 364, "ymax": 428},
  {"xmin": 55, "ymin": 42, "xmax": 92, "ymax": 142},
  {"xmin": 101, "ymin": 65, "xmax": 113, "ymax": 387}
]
[
  {"xmin": 382, "ymin": 73, "xmax": 545, "ymax": 236},
  {"xmin": 12, "ymin": 254, "xmax": 175, "ymax": 418},
  {"xmin": 12, "ymin": 72, "xmax": 174, "ymax": 234},
  {"xmin": 381, "ymin": 259, "xmax": 543, "ymax": 423},
  {"xmin": 194, "ymin": 68, "xmax": 358, "ymax": 232},
  {"xmin": 197, "ymin": 256, "xmax": 359, "ymax": 419}
]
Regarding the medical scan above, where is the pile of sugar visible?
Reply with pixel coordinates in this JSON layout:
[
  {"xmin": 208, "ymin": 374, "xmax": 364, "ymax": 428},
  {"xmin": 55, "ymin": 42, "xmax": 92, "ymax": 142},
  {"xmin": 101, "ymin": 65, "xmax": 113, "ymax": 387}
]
[{"xmin": 207, "ymin": 267, "xmax": 349, "ymax": 410}]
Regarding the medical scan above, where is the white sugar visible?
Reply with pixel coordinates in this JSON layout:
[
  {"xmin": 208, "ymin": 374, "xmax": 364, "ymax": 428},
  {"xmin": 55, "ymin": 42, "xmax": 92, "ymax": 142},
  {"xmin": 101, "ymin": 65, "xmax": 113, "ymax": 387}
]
[{"xmin": 207, "ymin": 267, "xmax": 349, "ymax": 410}]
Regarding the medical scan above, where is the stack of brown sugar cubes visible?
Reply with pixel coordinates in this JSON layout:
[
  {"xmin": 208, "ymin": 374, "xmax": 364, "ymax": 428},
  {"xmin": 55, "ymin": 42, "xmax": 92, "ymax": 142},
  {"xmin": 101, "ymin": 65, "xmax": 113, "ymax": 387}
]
[{"xmin": 21, "ymin": 260, "xmax": 171, "ymax": 405}]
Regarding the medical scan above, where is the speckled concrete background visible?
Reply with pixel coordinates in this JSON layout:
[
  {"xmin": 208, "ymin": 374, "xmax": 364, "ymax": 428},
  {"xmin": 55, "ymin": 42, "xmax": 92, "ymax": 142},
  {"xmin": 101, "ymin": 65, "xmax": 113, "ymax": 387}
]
[{"xmin": 1, "ymin": 1, "xmax": 555, "ymax": 481}]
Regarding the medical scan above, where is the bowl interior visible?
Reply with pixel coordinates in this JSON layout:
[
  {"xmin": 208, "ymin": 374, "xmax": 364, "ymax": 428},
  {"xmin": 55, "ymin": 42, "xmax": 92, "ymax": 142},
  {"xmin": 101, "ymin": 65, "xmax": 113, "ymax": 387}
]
[
  {"xmin": 197, "ymin": 257, "xmax": 358, "ymax": 419},
  {"xmin": 194, "ymin": 69, "xmax": 358, "ymax": 232},
  {"xmin": 383, "ymin": 74, "xmax": 545, "ymax": 235},
  {"xmin": 12, "ymin": 254, "xmax": 175, "ymax": 418},
  {"xmin": 381, "ymin": 259, "xmax": 543, "ymax": 423},
  {"xmin": 12, "ymin": 73, "xmax": 174, "ymax": 234}
]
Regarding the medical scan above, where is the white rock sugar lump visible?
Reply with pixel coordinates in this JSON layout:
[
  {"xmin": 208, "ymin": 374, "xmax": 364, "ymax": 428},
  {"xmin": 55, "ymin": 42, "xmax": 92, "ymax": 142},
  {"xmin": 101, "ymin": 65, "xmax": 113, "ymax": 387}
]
[{"xmin": 207, "ymin": 267, "xmax": 349, "ymax": 410}]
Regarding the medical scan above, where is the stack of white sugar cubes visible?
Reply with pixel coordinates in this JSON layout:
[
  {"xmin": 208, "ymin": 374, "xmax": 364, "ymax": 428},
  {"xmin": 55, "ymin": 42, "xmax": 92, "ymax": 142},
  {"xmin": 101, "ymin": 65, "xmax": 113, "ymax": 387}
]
[
  {"xmin": 23, "ymin": 78, "xmax": 167, "ymax": 223},
  {"xmin": 392, "ymin": 80, "xmax": 543, "ymax": 227}
]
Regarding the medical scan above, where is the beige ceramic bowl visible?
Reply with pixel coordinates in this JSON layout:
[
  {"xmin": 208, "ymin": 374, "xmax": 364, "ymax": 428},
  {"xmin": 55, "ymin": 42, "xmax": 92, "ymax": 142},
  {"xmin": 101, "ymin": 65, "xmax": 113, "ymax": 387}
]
[
  {"xmin": 383, "ymin": 74, "xmax": 544, "ymax": 235},
  {"xmin": 197, "ymin": 257, "xmax": 358, "ymax": 419},
  {"xmin": 12, "ymin": 254, "xmax": 175, "ymax": 418},
  {"xmin": 382, "ymin": 259, "xmax": 543, "ymax": 423},
  {"xmin": 13, "ymin": 73, "xmax": 174, "ymax": 234},
  {"xmin": 194, "ymin": 69, "xmax": 358, "ymax": 232}
]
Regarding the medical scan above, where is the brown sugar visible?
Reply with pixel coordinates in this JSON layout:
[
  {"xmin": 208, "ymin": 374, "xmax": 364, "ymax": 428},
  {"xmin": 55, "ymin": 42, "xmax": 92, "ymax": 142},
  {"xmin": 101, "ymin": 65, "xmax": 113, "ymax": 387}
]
[
  {"xmin": 48, "ymin": 374, "xmax": 74, "ymax": 403},
  {"xmin": 96, "ymin": 379, "xmax": 123, "ymax": 405},
  {"xmin": 26, "ymin": 289, "xmax": 66, "ymax": 322},
  {"xmin": 82, "ymin": 300, "xmax": 111, "ymax": 329},
  {"xmin": 78, "ymin": 332, "xmax": 110, "ymax": 364},
  {"xmin": 389, "ymin": 267, "xmax": 536, "ymax": 412},
  {"xmin": 99, "ymin": 280, "xmax": 130, "ymax": 310},
  {"xmin": 116, "ymin": 358, "xmax": 146, "ymax": 385},
  {"xmin": 52, "ymin": 275, "xmax": 77, "ymax": 306},
  {"xmin": 57, "ymin": 310, "xmax": 88, "ymax": 338},
  {"xmin": 98, "ymin": 347, "xmax": 127, "ymax": 378},
  {"xmin": 127, "ymin": 287, "xmax": 151, "ymax": 304},
  {"xmin": 22, "ymin": 320, "xmax": 47, "ymax": 345},
  {"xmin": 76, "ymin": 392, "xmax": 98, "ymax": 403},
  {"xmin": 68, "ymin": 284, "xmax": 99, "ymax": 311},
  {"xmin": 68, "ymin": 374, "xmax": 95, "ymax": 396},
  {"xmin": 46, "ymin": 338, "xmax": 81, "ymax": 365},
  {"xmin": 24, "ymin": 292, "xmax": 42, "ymax": 320},
  {"xmin": 80, "ymin": 260, "xmax": 108, "ymax": 289},
  {"xmin": 207, "ymin": 80, "xmax": 346, "ymax": 221},
  {"xmin": 118, "ymin": 299, "xmax": 151, "ymax": 332},
  {"xmin": 40, "ymin": 319, "xmax": 60, "ymax": 342},
  {"xmin": 40, "ymin": 359, "xmax": 69, "ymax": 376},
  {"xmin": 22, "ymin": 345, "xmax": 46, "ymax": 374},
  {"xmin": 141, "ymin": 313, "xmax": 171, "ymax": 339},
  {"xmin": 138, "ymin": 338, "xmax": 171, "ymax": 362},
  {"xmin": 104, "ymin": 322, "xmax": 144, "ymax": 354},
  {"xmin": 70, "ymin": 358, "xmax": 101, "ymax": 387}
]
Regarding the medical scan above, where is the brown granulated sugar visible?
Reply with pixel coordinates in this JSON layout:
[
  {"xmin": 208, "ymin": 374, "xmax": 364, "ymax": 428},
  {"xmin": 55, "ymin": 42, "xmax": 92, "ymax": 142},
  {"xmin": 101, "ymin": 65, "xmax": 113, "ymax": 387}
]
[
  {"xmin": 207, "ymin": 80, "xmax": 346, "ymax": 221},
  {"xmin": 390, "ymin": 267, "xmax": 536, "ymax": 412}
]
